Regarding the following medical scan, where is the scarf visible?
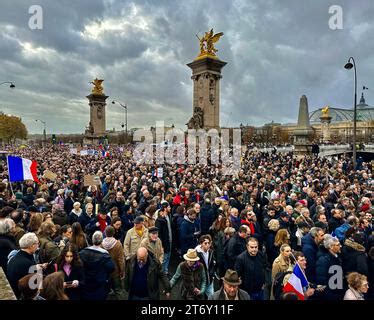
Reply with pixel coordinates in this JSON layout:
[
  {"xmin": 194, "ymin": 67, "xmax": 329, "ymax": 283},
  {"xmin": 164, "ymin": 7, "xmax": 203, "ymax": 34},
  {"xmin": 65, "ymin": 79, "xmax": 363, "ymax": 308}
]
[
  {"xmin": 98, "ymin": 215, "xmax": 108, "ymax": 233},
  {"xmin": 135, "ymin": 227, "xmax": 144, "ymax": 238}
]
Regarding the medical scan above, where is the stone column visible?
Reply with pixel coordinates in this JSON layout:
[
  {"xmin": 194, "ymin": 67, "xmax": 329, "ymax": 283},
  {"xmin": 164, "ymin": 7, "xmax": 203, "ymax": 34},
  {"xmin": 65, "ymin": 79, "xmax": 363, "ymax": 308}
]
[
  {"xmin": 187, "ymin": 57, "xmax": 226, "ymax": 129},
  {"xmin": 293, "ymin": 95, "xmax": 314, "ymax": 155},
  {"xmin": 320, "ymin": 115, "xmax": 332, "ymax": 143}
]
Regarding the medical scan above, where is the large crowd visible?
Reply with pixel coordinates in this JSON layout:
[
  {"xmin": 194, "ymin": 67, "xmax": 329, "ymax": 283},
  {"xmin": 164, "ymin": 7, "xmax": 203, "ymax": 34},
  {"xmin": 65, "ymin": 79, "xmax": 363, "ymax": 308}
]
[{"xmin": 0, "ymin": 144, "xmax": 373, "ymax": 300}]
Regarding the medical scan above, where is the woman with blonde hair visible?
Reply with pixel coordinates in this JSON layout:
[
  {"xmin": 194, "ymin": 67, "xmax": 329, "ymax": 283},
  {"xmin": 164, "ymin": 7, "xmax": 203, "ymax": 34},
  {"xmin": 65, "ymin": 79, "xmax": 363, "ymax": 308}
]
[
  {"xmin": 271, "ymin": 244, "xmax": 293, "ymax": 300},
  {"xmin": 266, "ymin": 219, "xmax": 280, "ymax": 264},
  {"xmin": 344, "ymin": 272, "xmax": 369, "ymax": 300}
]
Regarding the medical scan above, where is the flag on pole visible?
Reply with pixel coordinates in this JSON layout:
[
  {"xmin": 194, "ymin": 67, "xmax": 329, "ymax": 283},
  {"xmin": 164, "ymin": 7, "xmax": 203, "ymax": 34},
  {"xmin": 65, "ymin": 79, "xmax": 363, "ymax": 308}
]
[
  {"xmin": 282, "ymin": 263, "xmax": 309, "ymax": 300},
  {"xmin": 7, "ymin": 156, "xmax": 40, "ymax": 183}
]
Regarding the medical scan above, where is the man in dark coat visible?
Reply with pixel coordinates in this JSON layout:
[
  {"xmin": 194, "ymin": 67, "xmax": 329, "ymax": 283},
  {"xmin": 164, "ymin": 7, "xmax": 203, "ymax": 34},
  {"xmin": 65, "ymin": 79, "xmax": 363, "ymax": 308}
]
[
  {"xmin": 341, "ymin": 233, "xmax": 369, "ymax": 277},
  {"xmin": 64, "ymin": 190, "xmax": 75, "ymax": 217},
  {"xmin": 0, "ymin": 219, "xmax": 17, "ymax": 274},
  {"xmin": 328, "ymin": 209, "xmax": 345, "ymax": 234},
  {"xmin": 78, "ymin": 203, "xmax": 95, "ymax": 231},
  {"xmin": 179, "ymin": 209, "xmax": 199, "ymax": 255},
  {"xmin": 124, "ymin": 247, "xmax": 170, "ymax": 300},
  {"xmin": 155, "ymin": 202, "xmax": 172, "ymax": 274},
  {"xmin": 316, "ymin": 236, "xmax": 345, "ymax": 300},
  {"xmin": 224, "ymin": 225, "xmax": 250, "ymax": 270},
  {"xmin": 199, "ymin": 199, "xmax": 216, "ymax": 236},
  {"xmin": 107, "ymin": 191, "xmax": 127, "ymax": 216},
  {"xmin": 209, "ymin": 269, "xmax": 250, "ymax": 300},
  {"xmin": 7, "ymin": 233, "xmax": 47, "ymax": 298},
  {"xmin": 234, "ymin": 237, "xmax": 266, "ymax": 300},
  {"xmin": 79, "ymin": 231, "xmax": 115, "ymax": 300},
  {"xmin": 301, "ymin": 227, "xmax": 325, "ymax": 283}
]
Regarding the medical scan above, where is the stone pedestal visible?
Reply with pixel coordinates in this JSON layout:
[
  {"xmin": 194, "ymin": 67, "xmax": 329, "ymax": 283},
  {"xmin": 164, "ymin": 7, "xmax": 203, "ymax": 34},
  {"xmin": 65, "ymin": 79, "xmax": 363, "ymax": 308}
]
[
  {"xmin": 84, "ymin": 93, "xmax": 108, "ymax": 145},
  {"xmin": 320, "ymin": 115, "xmax": 332, "ymax": 143},
  {"xmin": 187, "ymin": 57, "xmax": 226, "ymax": 129}
]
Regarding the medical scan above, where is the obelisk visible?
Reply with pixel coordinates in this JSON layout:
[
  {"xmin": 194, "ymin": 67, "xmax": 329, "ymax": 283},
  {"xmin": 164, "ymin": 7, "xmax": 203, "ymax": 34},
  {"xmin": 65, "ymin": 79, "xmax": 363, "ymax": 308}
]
[{"xmin": 293, "ymin": 95, "xmax": 314, "ymax": 155}]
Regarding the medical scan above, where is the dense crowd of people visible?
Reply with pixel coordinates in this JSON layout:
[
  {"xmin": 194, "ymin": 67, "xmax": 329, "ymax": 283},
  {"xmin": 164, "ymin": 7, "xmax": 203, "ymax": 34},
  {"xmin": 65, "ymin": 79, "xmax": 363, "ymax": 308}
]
[{"xmin": 0, "ymin": 143, "xmax": 373, "ymax": 300}]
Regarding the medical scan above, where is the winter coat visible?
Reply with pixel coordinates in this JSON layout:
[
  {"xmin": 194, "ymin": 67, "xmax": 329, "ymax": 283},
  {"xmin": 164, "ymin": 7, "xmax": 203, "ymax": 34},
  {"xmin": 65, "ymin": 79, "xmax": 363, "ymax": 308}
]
[
  {"xmin": 155, "ymin": 215, "xmax": 171, "ymax": 253},
  {"xmin": 124, "ymin": 254, "xmax": 170, "ymax": 300},
  {"xmin": 38, "ymin": 235, "xmax": 61, "ymax": 264},
  {"xmin": 211, "ymin": 229, "xmax": 225, "ymax": 274},
  {"xmin": 209, "ymin": 287, "xmax": 250, "ymax": 300},
  {"xmin": 7, "ymin": 250, "xmax": 36, "ymax": 298},
  {"xmin": 301, "ymin": 233, "xmax": 319, "ymax": 283},
  {"xmin": 0, "ymin": 234, "xmax": 17, "ymax": 274},
  {"xmin": 224, "ymin": 233, "xmax": 247, "ymax": 270},
  {"xmin": 170, "ymin": 261, "xmax": 206, "ymax": 300},
  {"xmin": 78, "ymin": 212, "xmax": 96, "ymax": 232},
  {"xmin": 68, "ymin": 209, "xmax": 82, "ymax": 225},
  {"xmin": 199, "ymin": 204, "xmax": 216, "ymax": 236},
  {"xmin": 58, "ymin": 264, "xmax": 85, "ymax": 300},
  {"xmin": 196, "ymin": 246, "xmax": 215, "ymax": 285},
  {"xmin": 123, "ymin": 226, "xmax": 149, "ymax": 260},
  {"xmin": 229, "ymin": 215, "xmax": 241, "ymax": 231},
  {"xmin": 341, "ymin": 239, "xmax": 369, "ymax": 276},
  {"xmin": 265, "ymin": 230, "xmax": 278, "ymax": 265},
  {"xmin": 64, "ymin": 198, "xmax": 75, "ymax": 216},
  {"xmin": 235, "ymin": 250, "xmax": 266, "ymax": 294},
  {"xmin": 334, "ymin": 223, "xmax": 351, "ymax": 242},
  {"xmin": 140, "ymin": 237, "xmax": 164, "ymax": 265},
  {"xmin": 79, "ymin": 246, "xmax": 115, "ymax": 300},
  {"xmin": 344, "ymin": 287, "xmax": 365, "ymax": 300},
  {"xmin": 328, "ymin": 217, "xmax": 344, "ymax": 234},
  {"xmin": 179, "ymin": 216, "xmax": 198, "ymax": 255},
  {"xmin": 120, "ymin": 212, "xmax": 135, "ymax": 233},
  {"xmin": 316, "ymin": 251, "xmax": 344, "ymax": 300},
  {"xmin": 102, "ymin": 237, "xmax": 125, "ymax": 278}
]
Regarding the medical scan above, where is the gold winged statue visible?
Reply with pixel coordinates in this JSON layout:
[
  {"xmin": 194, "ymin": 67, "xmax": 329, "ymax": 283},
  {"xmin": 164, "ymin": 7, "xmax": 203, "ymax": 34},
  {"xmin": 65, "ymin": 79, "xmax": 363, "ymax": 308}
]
[
  {"xmin": 90, "ymin": 78, "xmax": 104, "ymax": 95},
  {"xmin": 196, "ymin": 29, "xmax": 224, "ymax": 59},
  {"xmin": 321, "ymin": 106, "xmax": 329, "ymax": 117}
]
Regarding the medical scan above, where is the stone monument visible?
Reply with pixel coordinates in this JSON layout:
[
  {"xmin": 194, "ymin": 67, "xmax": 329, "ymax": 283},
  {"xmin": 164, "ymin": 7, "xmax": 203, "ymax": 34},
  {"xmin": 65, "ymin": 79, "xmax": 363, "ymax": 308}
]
[
  {"xmin": 293, "ymin": 95, "xmax": 314, "ymax": 155},
  {"xmin": 84, "ymin": 78, "xmax": 108, "ymax": 145},
  {"xmin": 320, "ymin": 106, "xmax": 332, "ymax": 143},
  {"xmin": 186, "ymin": 29, "xmax": 226, "ymax": 129}
]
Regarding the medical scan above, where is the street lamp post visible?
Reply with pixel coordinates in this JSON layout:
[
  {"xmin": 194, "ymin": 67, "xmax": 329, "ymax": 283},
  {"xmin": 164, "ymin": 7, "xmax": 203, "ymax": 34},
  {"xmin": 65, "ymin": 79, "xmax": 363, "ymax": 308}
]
[
  {"xmin": 35, "ymin": 119, "xmax": 46, "ymax": 145},
  {"xmin": 112, "ymin": 100, "xmax": 127, "ymax": 137},
  {"xmin": 344, "ymin": 57, "xmax": 357, "ymax": 169}
]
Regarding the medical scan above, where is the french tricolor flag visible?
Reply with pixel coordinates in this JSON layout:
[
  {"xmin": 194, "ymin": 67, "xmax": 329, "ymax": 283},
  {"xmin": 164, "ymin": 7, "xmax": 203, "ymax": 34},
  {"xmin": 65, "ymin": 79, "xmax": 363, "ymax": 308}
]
[
  {"xmin": 7, "ymin": 156, "xmax": 40, "ymax": 183},
  {"xmin": 282, "ymin": 263, "xmax": 309, "ymax": 300}
]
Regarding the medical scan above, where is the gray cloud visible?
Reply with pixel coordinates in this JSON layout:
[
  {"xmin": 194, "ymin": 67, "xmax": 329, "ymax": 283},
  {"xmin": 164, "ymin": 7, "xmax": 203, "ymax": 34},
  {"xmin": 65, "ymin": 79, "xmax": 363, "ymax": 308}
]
[{"xmin": 0, "ymin": 0, "xmax": 373, "ymax": 134}]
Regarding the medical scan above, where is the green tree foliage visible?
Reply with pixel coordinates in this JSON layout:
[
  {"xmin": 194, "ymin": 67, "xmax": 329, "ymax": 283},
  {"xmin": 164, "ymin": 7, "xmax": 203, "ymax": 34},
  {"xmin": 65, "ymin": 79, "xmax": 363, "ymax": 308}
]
[{"xmin": 0, "ymin": 113, "xmax": 28, "ymax": 143}]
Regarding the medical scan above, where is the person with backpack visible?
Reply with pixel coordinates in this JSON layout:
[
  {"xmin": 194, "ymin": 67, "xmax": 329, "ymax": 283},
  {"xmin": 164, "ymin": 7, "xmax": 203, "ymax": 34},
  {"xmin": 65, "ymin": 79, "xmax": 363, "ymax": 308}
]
[{"xmin": 271, "ymin": 244, "xmax": 293, "ymax": 300}]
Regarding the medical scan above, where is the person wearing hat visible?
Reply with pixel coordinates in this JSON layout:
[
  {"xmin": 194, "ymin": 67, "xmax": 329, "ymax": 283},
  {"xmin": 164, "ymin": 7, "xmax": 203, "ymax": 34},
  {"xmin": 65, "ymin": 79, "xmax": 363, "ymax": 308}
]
[
  {"xmin": 140, "ymin": 227, "xmax": 164, "ymax": 265},
  {"xmin": 170, "ymin": 248, "xmax": 206, "ymax": 300},
  {"xmin": 209, "ymin": 269, "xmax": 250, "ymax": 300},
  {"xmin": 123, "ymin": 216, "xmax": 149, "ymax": 261},
  {"xmin": 155, "ymin": 201, "xmax": 173, "ymax": 275}
]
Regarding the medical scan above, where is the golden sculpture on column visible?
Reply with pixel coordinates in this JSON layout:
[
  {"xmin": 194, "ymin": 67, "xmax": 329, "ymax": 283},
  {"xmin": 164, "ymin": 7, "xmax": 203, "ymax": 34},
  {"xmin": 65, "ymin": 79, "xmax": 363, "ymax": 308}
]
[
  {"xmin": 195, "ymin": 29, "xmax": 224, "ymax": 60},
  {"xmin": 90, "ymin": 78, "xmax": 105, "ymax": 96}
]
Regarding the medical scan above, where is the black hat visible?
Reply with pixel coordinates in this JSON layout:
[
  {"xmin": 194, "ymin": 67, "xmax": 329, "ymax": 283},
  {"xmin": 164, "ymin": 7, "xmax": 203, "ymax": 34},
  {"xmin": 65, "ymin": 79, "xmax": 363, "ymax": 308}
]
[
  {"xmin": 280, "ymin": 211, "xmax": 289, "ymax": 218},
  {"xmin": 134, "ymin": 216, "xmax": 144, "ymax": 224},
  {"xmin": 148, "ymin": 226, "xmax": 159, "ymax": 234}
]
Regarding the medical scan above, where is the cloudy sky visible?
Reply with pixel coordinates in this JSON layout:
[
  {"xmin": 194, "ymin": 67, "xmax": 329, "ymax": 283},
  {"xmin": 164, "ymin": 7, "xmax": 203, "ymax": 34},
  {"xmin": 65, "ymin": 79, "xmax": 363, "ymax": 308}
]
[{"xmin": 0, "ymin": 0, "xmax": 373, "ymax": 134}]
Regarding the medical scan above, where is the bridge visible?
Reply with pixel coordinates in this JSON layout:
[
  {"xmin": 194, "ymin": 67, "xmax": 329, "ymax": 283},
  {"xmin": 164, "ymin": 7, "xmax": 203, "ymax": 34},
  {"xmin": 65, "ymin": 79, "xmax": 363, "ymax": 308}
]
[{"xmin": 255, "ymin": 144, "xmax": 374, "ymax": 158}]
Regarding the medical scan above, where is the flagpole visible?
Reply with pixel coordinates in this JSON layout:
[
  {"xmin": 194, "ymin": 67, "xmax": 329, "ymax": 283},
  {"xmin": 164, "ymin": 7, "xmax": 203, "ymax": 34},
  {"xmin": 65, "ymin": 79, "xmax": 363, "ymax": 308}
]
[
  {"xmin": 290, "ymin": 251, "xmax": 310, "ymax": 288},
  {"xmin": 6, "ymin": 156, "xmax": 15, "ymax": 196}
]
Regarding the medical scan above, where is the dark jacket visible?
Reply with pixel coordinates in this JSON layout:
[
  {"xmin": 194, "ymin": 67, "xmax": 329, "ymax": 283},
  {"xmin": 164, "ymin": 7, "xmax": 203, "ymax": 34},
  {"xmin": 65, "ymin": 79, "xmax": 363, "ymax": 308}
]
[
  {"xmin": 235, "ymin": 250, "xmax": 266, "ymax": 294},
  {"xmin": 199, "ymin": 203, "xmax": 216, "ymax": 236},
  {"xmin": 124, "ymin": 254, "xmax": 170, "ymax": 300},
  {"xmin": 211, "ymin": 229, "xmax": 225, "ymax": 275},
  {"xmin": 224, "ymin": 233, "xmax": 247, "ymax": 270},
  {"xmin": 7, "ymin": 250, "xmax": 36, "ymax": 298},
  {"xmin": 68, "ymin": 210, "xmax": 81, "ymax": 225},
  {"xmin": 64, "ymin": 198, "xmax": 75, "ymax": 217},
  {"xmin": 155, "ymin": 215, "xmax": 171, "ymax": 253},
  {"xmin": 120, "ymin": 212, "xmax": 135, "ymax": 233},
  {"xmin": 179, "ymin": 216, "xmax": 198, "ymax": 255},
  {"xmin": 78, "ymin": 212, "xmax": 95, "ymax": 232},
  {"xmin": 197, "ymin": 247, "xmax": 216, "ymax": 285},
  {"xmin": 59, "ymin": 264, "xmax": 85, "ymax": 300},
  {"xmin": 108, "ymin": 200, "xmax": 127, "ymax": 216},
  {"xmin": 230, "ymin": 215, "xmax": 241, "ymax": 231},
  {"xmin": 341, "ymin": 239, "xmax": 369, "ymax": 276},
  {"xmin": 209, "ymin": 287, "xmax": 250, "ymax": 300},
  {"xmin": 0, "ymin": 234, "xmax": 17, "ymax": 275},
  {"xmin": 265, "ymin": 230, "xmax": 278, "ymax": 265},
  {"xmin": 79, "ymin": 246, "xmax": 115, "ymax": 300},
  {"xmin": 316, "ymin": 251, "xmax": 344, "ymax": 300},
  {"xmin": 328, "ymin": 217, "xmax": 344, "ymax": 234},
  {"xmin": 301, "ymin": 233, "xmax": 319, "ymax": 283}
]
